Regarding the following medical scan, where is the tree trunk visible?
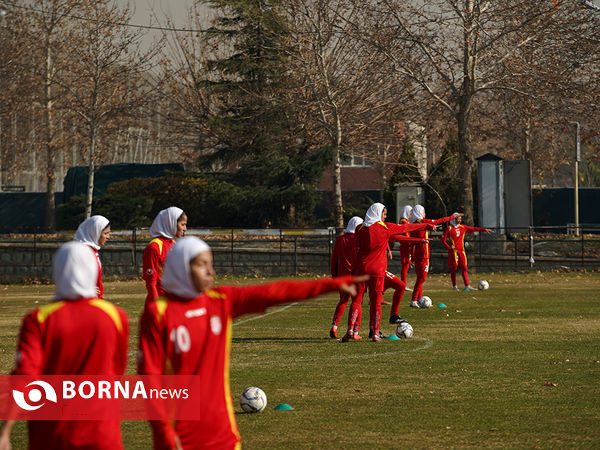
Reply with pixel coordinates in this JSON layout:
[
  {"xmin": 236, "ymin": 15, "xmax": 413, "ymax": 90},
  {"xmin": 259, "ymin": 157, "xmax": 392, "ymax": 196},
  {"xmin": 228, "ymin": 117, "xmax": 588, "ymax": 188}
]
[
  {"xmin": 44, "ymin": 41, "xmax": 56, "ymax": 232},
  {"xmin": 332, "ymin": 145, "xmax": 344, "ymax": 230},
  {"xmin": 332, "ymin": 109, "xmax": 344, "ymax": 230},
  {"xmin": 85, "ymin": 125, "xmax": 97, "ymax": 219},
  {"xmin": 457, "ymin": 111, "xmax": 474, "ymax": 225}
]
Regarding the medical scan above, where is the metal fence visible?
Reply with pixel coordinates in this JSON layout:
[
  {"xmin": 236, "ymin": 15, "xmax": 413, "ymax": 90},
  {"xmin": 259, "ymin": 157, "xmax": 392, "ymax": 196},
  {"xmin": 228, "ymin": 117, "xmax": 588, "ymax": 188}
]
[{"xmin": 1, "ymin": 226, "xmax": 600, "ymax": 282}]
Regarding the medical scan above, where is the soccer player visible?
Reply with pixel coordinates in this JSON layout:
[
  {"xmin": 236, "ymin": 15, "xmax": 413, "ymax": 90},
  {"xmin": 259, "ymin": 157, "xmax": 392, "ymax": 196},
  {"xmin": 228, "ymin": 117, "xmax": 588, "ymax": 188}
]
[
  {"xmin": 395, "ymin": 205, "xmax": 413, "ymax": 286},
  {"xmin": 384, "ymin": 270, "xmax": 409, "ymax": 325},
  {"xmin": 0, "ymin": 242, "xmax": 129, "ymax": 450},
  {"xmin": 137, "ymin": 236, "xmax": 365, "ymax": 450},
  {"xmin": 74, "ymin": 214, "xmax": 111, "ymax": 298},
  {"xmin": 143, "ymin": 206, "xmax": 187, "ymax": 305},
  {"xmin": 440, "ymin": 214, "xmax": 492, "ymax": 291},
  {"xmin": 409, "ymin": 205, "xmax": 461, "ymax": 307},
  {"xmin": 329, "ymin": 216, "xmax": 363, "ymax": 339},
  {"xmin": 342, "ymin": 203, "xmax": 432, "ymax": 342}
]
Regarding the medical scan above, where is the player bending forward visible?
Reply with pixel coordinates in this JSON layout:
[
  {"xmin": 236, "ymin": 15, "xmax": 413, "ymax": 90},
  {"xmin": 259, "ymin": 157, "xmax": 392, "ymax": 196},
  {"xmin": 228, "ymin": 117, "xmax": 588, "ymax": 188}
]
[{"xmin": 138, "ymin": 236, "xmax": 366, "ymax": 450}]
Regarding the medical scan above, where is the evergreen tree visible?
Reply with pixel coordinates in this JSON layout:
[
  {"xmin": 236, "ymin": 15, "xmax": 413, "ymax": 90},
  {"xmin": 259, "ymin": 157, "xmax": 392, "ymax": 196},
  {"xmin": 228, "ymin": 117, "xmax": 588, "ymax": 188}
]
[{"xmin": 199, "ymin": 0, "xmax": 328, "ymax": 226}]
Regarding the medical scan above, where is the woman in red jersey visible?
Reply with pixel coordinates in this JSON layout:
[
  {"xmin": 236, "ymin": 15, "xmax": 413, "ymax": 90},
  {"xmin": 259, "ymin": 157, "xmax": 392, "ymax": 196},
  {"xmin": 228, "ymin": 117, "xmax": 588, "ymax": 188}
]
[
  {"xmin": 409, "ymin": 205, "xmax": 461, "ymax": 307},
  {"xmin": 0, "ymin": 242, "xmax": 129, "ymax": 450},
  {"xmin": 341, "ymin": 203, "xmax": 433, "ymax": 342},
  {"xmin": 74, "ymin": 215, "xmax": 111, "ymax": 298},
  {"xmin": 329, "ymin": 216, "xmax": 363, "ymax": 338},
  {"xmin": 143, "ymin": 207, "xmax": 188, "ymax": 304},
  {"xmin": 441, "ymin": 214, "xmax": 492, "ymax": 291},
  {"xmin": 138, "ymin": 236, "xmax": 366, "ymax": 450},
  {"xmin": 395, "ymin": 205, "xmax": 413, "ymax": 285}
]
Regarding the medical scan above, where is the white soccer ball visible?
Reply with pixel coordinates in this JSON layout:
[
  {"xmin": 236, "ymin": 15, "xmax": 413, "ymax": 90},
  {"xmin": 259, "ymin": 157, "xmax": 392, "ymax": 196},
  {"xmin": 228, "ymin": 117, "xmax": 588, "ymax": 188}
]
[
  {"xmin": 478, "ymin": 280, "xmax": 489, "ymax": 290},
  {"xmin": 417, "ymin": 296, "xmax": 432, "ymax": 308},
  {"xmin": 240, "ymin": 387, "xmax": 267, "ymax": 413},
  {"xmin": 395, "ymin": 322, "xmax": 413, "ymax": 339}
]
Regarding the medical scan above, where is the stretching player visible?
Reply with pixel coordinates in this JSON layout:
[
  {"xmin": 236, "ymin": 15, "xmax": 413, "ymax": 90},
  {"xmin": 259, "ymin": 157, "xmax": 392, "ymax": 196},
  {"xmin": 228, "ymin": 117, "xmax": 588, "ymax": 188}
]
[
  {"xmin": 384, "ymin": 270, "xmax": 413, "ymax": 324},
  {"xmin": 409, "ymin": 206, "xmax": 462, "ymax": 308},
  {"xmin": 441, "ymin": 214, "xmax": 492, "ymax": 291},
  {"xmin": 138, "ymin": 236, "xmax": 366, "ymax": 449},
  {"xmin": 395, "ymin": 205, "xmax": 413, "ymax": 288},
  {"xmin": 143, "ymin": 206, "xmax": 187, "ymax": 305},
  {"xmin": 0, "ymin": 242, "xmax": 129, "ymax": 450},
  {"xmin": 330, "ymin": 216, "xmax": 363, "ymax": 339},
  {"xmin": 342, "ymin": 203, "xmax": 431, "ymax": 342},
  {"xmin": 73, "ymin": 215, "xmax": 111, "ymax": 298}
]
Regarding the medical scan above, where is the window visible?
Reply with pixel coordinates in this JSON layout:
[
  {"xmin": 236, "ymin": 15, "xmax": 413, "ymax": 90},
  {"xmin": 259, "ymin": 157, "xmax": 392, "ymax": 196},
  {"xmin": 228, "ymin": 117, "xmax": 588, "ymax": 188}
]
[{"xmin": 341, "ymin": 149, "xmax": 371, "ymax": 167}]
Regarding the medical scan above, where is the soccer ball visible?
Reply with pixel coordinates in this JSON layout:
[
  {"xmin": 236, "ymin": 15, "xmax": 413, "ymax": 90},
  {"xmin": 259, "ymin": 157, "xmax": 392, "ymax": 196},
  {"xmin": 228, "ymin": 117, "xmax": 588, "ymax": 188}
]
[
  {"xmin": 417, "ymin": 296, "xmax": 432, "ymax": 308},
  {"xmin": 240, "ymin": 387, "xmax": 267, "ymax": 413},
  {"xmin": 478, "ymin": 280, "xmax": 490, "ymax": 290},
  {"xmin": 395, "ymin": 322, "xmax": 413, "ymax": 339}
]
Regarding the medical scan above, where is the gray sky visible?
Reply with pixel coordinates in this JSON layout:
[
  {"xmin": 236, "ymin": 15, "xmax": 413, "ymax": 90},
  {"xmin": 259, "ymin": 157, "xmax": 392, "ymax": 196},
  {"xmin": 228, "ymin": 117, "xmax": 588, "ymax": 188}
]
[{"xmin": 118, "ymin": 0, "xmax": 210, "ymax": 49}]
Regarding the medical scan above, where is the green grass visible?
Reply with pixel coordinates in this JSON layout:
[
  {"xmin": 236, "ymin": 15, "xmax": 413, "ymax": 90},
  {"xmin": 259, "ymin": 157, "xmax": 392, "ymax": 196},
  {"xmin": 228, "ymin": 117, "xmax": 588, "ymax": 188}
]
[{"xmin": 1, "ymin": 271, "xmax": 600, "ymax": 448}]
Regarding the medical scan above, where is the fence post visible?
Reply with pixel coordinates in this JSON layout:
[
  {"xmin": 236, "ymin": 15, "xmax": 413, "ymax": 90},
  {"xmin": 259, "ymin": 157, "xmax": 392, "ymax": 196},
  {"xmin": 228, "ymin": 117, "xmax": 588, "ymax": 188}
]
[
  {"xmin": 231, "ymin": 229, "xmax": 234, "ymax": 272},
  {"xmin": 294, "ymin": 236, "xmax": 298, "ymax": 276},
  {"xmin": 514, "ymin": 235, "xmax": 518, "ymax": 269},
  {"xmin": 477, "ymin": 232, "xmax": 482, "ymax": 271},
  {"xmin": 529, "ymin": 227, "xmax": 535, "ymax": 268},
  {"xmin": 132, "ymin": 227, "xmax": 138, "ymax": 272},
  {"xmin": 581, "ymin": 230, "xmax": 585, "ymax": 267},
  {"xmin": 33, "ymin": 230, "xmax": 37, "ymax": 267}
]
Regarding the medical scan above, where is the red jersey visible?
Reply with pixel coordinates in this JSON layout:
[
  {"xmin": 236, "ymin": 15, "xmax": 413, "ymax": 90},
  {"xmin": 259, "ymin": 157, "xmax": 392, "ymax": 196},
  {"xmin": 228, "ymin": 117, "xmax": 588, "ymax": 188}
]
[
  {"xmin": 92, "ymin": 248, "xmax": 104, "ymax": 299},
  {"xmin": 441, "ymin": 224, "xmax": 487, "ymax": 251},
  {"xmin": 390, "ymin": 218, "xmax": 413, "ymax": 264},
  {"xmin": 143, "ymin": 237, "xmax": 175, "ymax": 303},
  {"xmin": 331, "ymin": 233, "xmax": 359, "ymax": 276},
  {"xmin": 138, "ymin": 276, "xmax": 355, "ymax": 450},
  {"xmin": 353, "ymin": 221, "xmax": 430, "ymax": 277},
  {"xmin": 13, "ymin": 298, "xmax": 129, "ymax": 450},
  {"xmin": 410, "ymin": 215, "xmax": 455, "ymax": 261}
]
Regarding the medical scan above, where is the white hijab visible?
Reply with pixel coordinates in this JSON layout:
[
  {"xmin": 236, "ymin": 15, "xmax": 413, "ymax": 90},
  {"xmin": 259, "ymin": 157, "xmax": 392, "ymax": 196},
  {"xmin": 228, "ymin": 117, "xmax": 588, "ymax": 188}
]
[
  {"xmin": 364, "ymin": 203, "xmax": 385, "ymax": 227},
  {"xmin": 345, "ymin": 216, "xmax": 364, "ymax": 234},
  {"xmin": 449, "ymin": 212, "xmax": 460, "ymax": 227},
  {"xmin": 410, "ymin": 205, "xmax": 425, "ymax": 223},
  {"xmin": 53, "ymin": 241, "xmax": 98, "ymax": 300},
  {"xmin": 74, "ymin": 215, "xmax": 109, "ymax": 250},
  {"xmin": 162, "ymin": 236, "xmax": 211, "ymax": 299},
  {"xmin": 150, "ymin": 207, "xmax": 184, "ymax": 239},
  {"xmin": 400, "ymin": 205, "xmax": 413, "ymax": 221}
]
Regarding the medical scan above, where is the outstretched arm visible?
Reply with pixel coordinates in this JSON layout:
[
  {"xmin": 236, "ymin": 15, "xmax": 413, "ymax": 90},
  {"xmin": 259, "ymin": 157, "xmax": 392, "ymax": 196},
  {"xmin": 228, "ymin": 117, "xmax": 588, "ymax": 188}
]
[
  {"xmin": 433, "ymin": 213, "xmax": 463, "ymax": 226},
  {"xmin": 230, "ymin": 275, "xmax": 368, "ymax": 318}
]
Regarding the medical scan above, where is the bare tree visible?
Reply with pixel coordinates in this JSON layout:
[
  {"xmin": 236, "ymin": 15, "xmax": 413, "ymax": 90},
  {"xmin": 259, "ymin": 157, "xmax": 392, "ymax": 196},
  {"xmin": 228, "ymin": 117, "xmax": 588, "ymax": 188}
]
[
  {"xmin": 23, "ymin": 0, "xmax": 81, "ymax": 230},
  {"xmin": 286, "ymin": 0, "xmax": 411, "ymax": 227},
  {"xmin": 60, "ymin": 0, "xmax": 160, "ymax": 218},
  {"xmin": 349, "ymin": 0, "xmax": 599, "ymax": 224}
]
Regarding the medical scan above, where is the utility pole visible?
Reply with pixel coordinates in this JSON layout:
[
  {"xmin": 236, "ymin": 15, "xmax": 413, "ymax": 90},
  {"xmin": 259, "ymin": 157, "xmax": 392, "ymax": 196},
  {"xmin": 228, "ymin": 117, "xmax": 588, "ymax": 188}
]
[{"xmin": 574, "ymin": 122, "xmax": 581, "ymax": 236}]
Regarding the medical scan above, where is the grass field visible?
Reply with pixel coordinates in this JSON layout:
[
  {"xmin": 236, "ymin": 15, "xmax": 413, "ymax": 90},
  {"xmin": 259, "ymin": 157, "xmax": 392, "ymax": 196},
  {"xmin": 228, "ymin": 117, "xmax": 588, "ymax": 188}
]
[{"xmin": 1, "ymin": 271, "xmax": 600, "ymax": 448}]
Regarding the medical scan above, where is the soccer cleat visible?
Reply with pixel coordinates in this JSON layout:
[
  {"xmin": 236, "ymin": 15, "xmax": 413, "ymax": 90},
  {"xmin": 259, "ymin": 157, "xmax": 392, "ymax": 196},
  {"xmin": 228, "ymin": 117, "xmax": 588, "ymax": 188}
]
[
  {"xmin": 329, "ymin": 327, "xmax": 337, "ymax": 339},
  {"xmin": 463, "ymin": 286, "xmax": 473, "ymax": 292},
  {"xmin": 389, "ymin": 315, "xmax": 406, "ymax": 325},
  {"xmin": 452, "ymin": 286, "xmax": 459, "ymax": 291},
  {"xmin": 405, "ymin": 286, "xmax": 413, "ymax": 291},
  {"xmin": 341, "ymin": 332, "xmax": 353, "ymax": 342},
  {"xmin": 410, "ymin": 301, "xmax": 420, "ymax": 308},
  {"xmin": 352, "ymin": 334, "xmax": 362, "ymax": 341},
  {"xmin": 369, "ymin": 329, "xmax": 387, "ymax": 339},
  {"xmin": 372, "ymin": 334, "xmax": 382, "ymax": 342}
]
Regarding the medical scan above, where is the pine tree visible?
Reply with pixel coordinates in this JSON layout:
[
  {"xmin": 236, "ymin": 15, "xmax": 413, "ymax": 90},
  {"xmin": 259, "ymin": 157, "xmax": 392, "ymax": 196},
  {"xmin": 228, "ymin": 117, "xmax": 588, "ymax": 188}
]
[{"xmin": 199, "ymin": 0, "xmax": 328, "ymax": 226}]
